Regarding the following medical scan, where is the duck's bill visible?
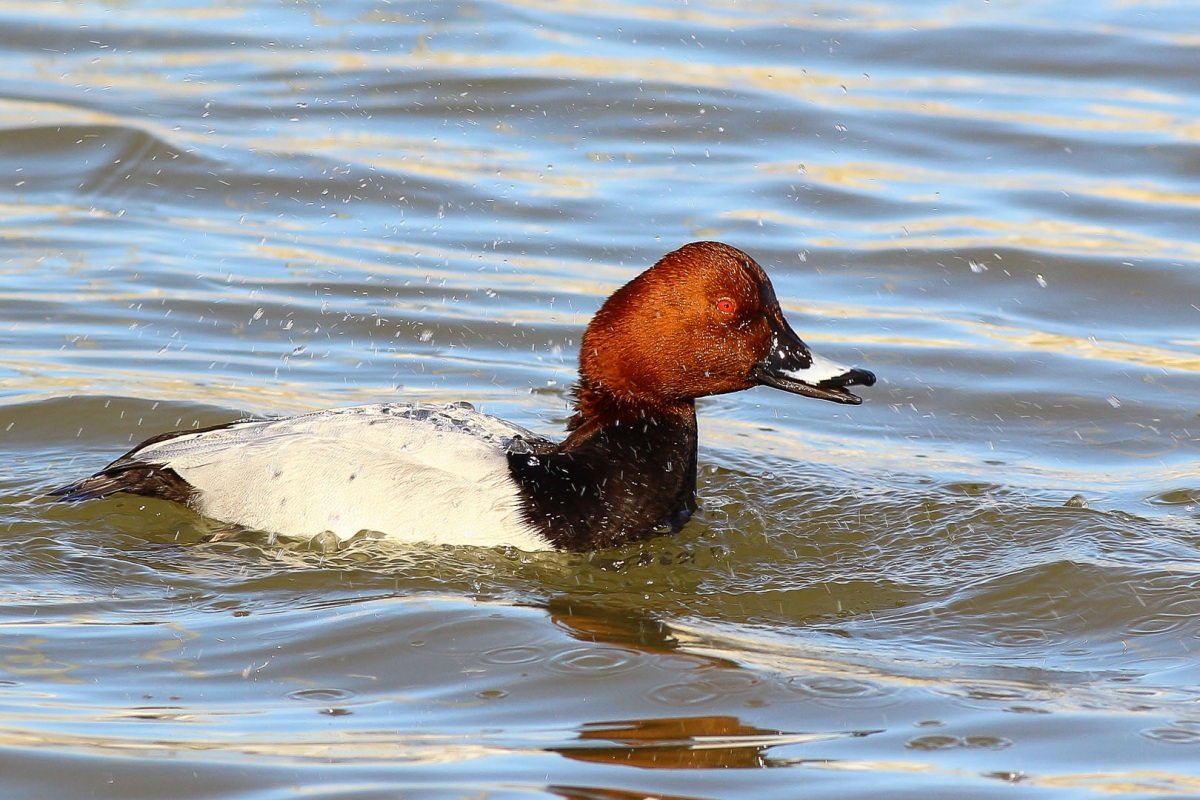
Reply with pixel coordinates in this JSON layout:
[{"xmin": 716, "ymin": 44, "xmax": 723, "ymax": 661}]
[
  {"xmin": 752, "ymin": 317, "xmax": 876, "ymax": 405},
  {"xmin": 752, "ymin": 356, "xmax": 876, "ymax": 404}
]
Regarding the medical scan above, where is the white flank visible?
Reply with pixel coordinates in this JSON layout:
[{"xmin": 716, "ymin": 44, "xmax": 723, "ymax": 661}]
[{"xmin": 128, "ymin": 403, "xmax": 552, "ymax": 551}]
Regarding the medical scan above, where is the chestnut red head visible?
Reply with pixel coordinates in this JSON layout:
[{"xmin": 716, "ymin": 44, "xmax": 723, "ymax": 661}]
[{"xmin": 576, "ymin": 242, "xmax": 875, "ymax": 418}]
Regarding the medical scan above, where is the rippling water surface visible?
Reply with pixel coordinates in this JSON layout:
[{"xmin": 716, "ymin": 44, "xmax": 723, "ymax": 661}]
[{"xmin": 2, "ymin": 1, "xmax": 1200, "ymax": 797}]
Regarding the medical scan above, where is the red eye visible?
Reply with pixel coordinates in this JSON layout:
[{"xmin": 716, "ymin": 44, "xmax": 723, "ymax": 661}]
[{"xmin": 716, "ymin": 297, "xmax": 736, "ymax": 315}]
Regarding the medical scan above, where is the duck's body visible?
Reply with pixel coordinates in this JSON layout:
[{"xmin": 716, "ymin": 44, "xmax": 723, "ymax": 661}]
[
  {"xmin": 53, "ymin": 242, "xmax": 876, "ymax": 551},
  {"xmin": 54, "ymin": 401, "xmax": 699, "ymax": 551},
  {"xmin": 57, "ymin": 403, "xmax": 553, "ymax": 549}
]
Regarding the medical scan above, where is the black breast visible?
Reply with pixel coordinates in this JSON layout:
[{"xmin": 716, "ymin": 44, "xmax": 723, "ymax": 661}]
[{"xmin": 506, "ymin": 413, "xmax": 699, "ymax": 551}]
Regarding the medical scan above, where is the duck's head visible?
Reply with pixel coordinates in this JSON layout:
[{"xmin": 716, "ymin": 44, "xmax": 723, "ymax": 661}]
[{"xmin": 576, "ymin": 241, "xmax": 876, "ymax": 418}]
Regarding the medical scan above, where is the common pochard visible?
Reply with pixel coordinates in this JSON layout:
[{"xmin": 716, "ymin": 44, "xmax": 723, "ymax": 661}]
[{"xmin": 53, "ymin": 241, "xmax": 875, "ymax": 551}]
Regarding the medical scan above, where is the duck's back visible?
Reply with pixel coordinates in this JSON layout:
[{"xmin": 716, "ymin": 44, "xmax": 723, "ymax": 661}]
[{"xmin": 56, "ymin": 403, "xmax": 552, "ymax": 550}]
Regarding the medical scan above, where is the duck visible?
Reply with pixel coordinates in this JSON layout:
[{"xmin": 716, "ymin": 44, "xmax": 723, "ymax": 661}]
[{"xmin": 52, "ymin": 241, "xmax": 876, "ymax": 552}]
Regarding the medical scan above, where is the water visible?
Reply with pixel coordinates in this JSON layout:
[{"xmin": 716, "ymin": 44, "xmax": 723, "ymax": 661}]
[{"xmin": 2, "ymin": 0, "xmax": 1200, "ymax": 797}]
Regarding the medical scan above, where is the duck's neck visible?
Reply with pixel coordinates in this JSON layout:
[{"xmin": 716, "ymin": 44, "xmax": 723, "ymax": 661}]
[{"xmin": 507, "ymin": 399, "xmax": 699, "ymax": 552}]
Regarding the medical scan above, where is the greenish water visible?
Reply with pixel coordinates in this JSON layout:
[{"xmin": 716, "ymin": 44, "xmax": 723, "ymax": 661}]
[{"xmin": 2, "ymin": 1, "xmax": 1199, "ymax": 797}]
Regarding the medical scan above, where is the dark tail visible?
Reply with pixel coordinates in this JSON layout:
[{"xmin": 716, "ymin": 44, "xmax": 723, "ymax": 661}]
[
  {"xmin": 48, "ymin": 463, "xmax": 195, "ymax": 506},
  {"xmin": 48, "ymin": 473, "xmax": 128, "ymax": 502}
]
